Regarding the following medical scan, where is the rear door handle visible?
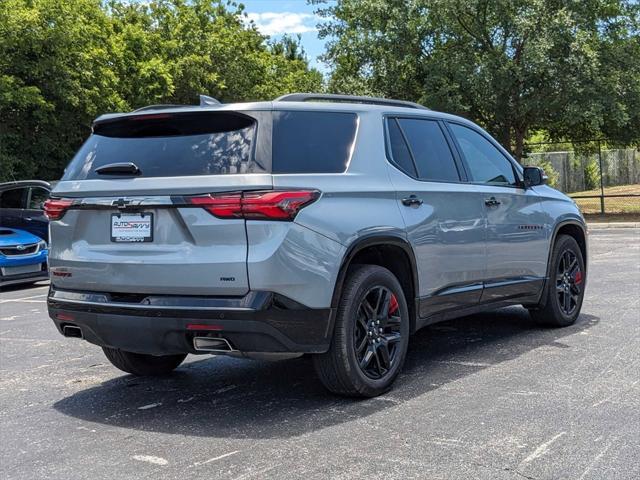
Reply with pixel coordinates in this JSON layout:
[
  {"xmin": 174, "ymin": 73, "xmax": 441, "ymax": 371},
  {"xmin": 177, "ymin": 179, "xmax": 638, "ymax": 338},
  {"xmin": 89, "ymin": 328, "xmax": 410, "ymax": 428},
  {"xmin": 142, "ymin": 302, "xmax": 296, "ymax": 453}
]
[
  {"xmin": 24, "ymin": 217, "xmax": 33, "ymax": 221},
  {"xmin": 402, "ymin": 195, "xmax": 423, "ymax": 207},
  {"xmin": 484, "ymin": 197, "xmax": 501, "ymax": 207}
]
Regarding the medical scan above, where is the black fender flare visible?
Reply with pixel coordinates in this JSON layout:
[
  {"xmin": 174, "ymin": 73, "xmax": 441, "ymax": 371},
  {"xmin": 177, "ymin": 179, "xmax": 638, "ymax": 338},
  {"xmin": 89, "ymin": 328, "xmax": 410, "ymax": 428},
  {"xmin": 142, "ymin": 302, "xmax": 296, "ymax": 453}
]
[
  {"xmin": 535, "ymin": 219, "xmax": 588, "ymax": 309},
  {"xmin": 329, "ymin": 233, "xmax": 420, "ymax": 332}
]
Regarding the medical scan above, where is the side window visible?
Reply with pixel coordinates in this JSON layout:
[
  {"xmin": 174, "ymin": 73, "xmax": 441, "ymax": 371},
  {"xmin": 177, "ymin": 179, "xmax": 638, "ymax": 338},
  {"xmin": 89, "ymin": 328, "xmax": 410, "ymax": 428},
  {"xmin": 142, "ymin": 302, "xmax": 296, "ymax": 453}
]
[
  {"xmin": 28, "ymin": 187, "xmax": 50, "ymax": 210},
  {"xmin": 449, "ymin": 123, "xmax": 517, "ymax": 186},
  {"xmin": 387, "ymin": 118, "xmax": 417, "ymax": 177},
  {"xmin": 0, "ymin": 188, "xmax": 28, "ymax": 209},
  {"xmin": 396, "ymin": 118, "xmax": 460, "ymax": 182}
]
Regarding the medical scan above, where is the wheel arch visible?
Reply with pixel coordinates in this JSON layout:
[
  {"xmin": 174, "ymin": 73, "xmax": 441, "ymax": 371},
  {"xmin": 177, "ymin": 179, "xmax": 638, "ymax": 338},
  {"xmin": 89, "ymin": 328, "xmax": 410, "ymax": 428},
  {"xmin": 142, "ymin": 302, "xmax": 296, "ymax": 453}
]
[
  {"xmin": 534, "ymin": 219, "xmax": 588, "ymax": 310},
  {"xmin": 330, "ymin": 234, "xmax": 419, "ymax": 333},
  {"xmin": 550, "ymin": 220, "xmax": 588, "ymax": 275}
]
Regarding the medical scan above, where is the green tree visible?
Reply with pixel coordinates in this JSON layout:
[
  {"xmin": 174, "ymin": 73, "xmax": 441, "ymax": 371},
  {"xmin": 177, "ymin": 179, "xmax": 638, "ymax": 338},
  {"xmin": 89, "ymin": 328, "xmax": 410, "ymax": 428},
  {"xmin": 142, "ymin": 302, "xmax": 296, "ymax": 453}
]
[
  {"xmin": 0, "ymin": 0, "xmax": 125, "ymax": 181},
  {"xmin": 0, "ymin": 0, "xmax": 322, "ymax": 181},
  {"xmin": 314, "ymin": 0, "xmax": 640, "ymax": 160}
]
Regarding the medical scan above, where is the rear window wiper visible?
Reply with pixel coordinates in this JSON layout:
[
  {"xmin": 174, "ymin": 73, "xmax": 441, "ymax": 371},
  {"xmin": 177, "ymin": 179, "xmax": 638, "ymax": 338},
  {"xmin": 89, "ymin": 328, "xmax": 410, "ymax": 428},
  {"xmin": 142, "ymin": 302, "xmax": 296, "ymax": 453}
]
[{"xmin": 95, "ymin": 162, "xmax": 141, "ymax": 176}]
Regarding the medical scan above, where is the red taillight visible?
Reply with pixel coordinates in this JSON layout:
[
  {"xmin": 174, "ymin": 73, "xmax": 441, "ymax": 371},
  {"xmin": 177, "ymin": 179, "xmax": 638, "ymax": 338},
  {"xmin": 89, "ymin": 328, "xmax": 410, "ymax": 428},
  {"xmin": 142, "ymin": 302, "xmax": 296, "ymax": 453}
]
[
  {"xmin": 188, "ymin": 193, "xmax": 243, "ymax": 219},
  {"xmin": 43, "ymin": 198, "xmax": 73, "ymax": 220},
  {"xmin": 242, "ymin": 190, "xmax": 319, "ymax": 220},
  {"xmin": 188, "ymin": 190, "xmax": 319, "ymax": 221}
]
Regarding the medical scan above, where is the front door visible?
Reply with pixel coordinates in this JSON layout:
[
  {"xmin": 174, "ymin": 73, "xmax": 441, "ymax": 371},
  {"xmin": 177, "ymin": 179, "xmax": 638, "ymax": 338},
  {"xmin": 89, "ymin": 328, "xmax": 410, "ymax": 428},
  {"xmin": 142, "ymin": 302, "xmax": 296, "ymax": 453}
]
[
  {"xmin": 384, "ymin": 116, "xmax": 486, "ymax": 319},
  {"xmin": 447, "ymin": 122, "xmax": 547, "ymax": 303}
]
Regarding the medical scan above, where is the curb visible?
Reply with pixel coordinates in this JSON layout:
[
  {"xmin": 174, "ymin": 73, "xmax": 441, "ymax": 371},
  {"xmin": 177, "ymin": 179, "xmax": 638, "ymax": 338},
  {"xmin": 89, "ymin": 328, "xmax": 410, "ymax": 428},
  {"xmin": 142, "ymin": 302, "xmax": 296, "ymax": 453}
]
[{"xmin": 587, "ymin": 222, "xmax": 640, "ymax": 230}]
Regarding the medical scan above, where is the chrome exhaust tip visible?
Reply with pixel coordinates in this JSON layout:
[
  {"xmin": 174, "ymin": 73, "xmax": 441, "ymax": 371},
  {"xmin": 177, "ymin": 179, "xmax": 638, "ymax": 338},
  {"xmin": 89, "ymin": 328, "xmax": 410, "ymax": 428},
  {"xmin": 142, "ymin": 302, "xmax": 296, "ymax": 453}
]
[
  {"xmin": 193, "ymin": 336, "xmax": 235, "ymax": 353},
  {"xmin": 62, "ymin": 325, "xmax": 83, "ymax": 339}
]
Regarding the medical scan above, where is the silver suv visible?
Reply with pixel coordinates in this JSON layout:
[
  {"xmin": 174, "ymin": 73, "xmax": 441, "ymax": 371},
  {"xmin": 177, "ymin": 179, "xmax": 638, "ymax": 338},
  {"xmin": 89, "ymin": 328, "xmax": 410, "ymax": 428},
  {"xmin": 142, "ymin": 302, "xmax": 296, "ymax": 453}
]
[{"xmin": 46, "ymin": 93, "xmax": 587, "ymax": 397}]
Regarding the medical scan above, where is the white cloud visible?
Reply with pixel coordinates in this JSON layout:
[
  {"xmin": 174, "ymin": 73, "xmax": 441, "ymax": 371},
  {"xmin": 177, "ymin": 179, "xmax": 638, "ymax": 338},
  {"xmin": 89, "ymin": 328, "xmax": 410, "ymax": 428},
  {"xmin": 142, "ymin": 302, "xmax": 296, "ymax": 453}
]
[{"xmin": 246, "ymin": 12, "xmax": 318, "ymax": 36}]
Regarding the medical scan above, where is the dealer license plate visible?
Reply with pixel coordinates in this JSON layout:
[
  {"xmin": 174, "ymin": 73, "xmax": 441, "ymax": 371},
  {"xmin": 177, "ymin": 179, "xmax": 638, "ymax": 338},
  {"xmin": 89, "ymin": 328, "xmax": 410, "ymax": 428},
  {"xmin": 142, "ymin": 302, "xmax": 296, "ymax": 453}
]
[{"xmin": 110, "ymin": 212, "xmax": 153, "ymax": 243}]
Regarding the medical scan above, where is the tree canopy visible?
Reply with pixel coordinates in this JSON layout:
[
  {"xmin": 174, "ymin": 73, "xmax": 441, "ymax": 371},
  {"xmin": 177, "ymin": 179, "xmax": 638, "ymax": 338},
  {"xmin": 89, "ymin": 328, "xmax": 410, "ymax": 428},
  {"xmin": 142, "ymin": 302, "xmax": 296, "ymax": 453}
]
[
  {"xmin": 314, "ymin": 0, "xmax": 640, "ymax": 160},
  {"xmin": 0, "ymin": 0, "xmax": 322, "ymax": 181}
]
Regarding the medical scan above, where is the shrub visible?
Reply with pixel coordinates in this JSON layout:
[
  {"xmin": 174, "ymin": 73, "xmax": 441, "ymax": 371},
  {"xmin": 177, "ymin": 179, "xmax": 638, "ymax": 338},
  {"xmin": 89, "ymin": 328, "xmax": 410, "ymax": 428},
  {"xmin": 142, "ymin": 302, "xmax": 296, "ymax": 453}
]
[
  {"xmin": 584, "ymin": 160, "xmax": 600, "ymax": 191},
  {"xmin": 536, "ymin": 159, "xmax": 559, "ymax": 188}
]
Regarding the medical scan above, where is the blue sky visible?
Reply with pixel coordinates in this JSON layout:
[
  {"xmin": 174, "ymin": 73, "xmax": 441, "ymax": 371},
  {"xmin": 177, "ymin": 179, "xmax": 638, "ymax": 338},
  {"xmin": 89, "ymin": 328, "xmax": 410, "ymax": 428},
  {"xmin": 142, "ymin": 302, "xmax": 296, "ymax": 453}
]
[{"xmin": 239, "ymin": 0, "xmax": 331, "ymax": 72}]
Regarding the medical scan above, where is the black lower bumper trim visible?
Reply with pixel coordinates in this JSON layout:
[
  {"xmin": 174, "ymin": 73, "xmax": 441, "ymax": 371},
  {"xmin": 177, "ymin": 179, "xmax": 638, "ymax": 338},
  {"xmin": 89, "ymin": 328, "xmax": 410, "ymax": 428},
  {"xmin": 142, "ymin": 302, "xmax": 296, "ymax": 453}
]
[{"xmin": 48, "ymin": 288, "xmax": 334, "ymax": 355}]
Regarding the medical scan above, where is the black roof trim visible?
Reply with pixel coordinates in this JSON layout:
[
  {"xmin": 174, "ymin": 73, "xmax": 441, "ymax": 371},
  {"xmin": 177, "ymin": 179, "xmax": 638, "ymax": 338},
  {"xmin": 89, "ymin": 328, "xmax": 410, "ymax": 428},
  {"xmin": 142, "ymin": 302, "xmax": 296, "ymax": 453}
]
[{"xmin": 0, "ymin": 180, "xmax": 51, "ymax": 190}]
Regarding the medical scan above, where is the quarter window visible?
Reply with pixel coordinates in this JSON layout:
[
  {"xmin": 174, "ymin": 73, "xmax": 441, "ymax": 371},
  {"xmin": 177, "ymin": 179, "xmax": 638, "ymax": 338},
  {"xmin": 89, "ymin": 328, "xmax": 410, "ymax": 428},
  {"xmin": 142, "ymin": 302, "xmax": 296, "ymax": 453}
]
[
  {"xmin": 272, "ymin": 111, "xmax": 357, "ymax": 174},
  {"xmin": 387, "ymin": 119, "xmax": 417, "ymax": 177},
  {"xmin": 449, "ymin": 123, "xmax": 517, "ymax": 186}
]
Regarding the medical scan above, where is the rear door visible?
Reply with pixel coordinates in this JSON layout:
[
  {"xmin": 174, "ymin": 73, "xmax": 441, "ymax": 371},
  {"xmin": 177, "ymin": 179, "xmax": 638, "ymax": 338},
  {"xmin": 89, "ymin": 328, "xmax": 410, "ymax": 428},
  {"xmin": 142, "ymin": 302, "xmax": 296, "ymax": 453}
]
[
  {"xmin": 446, "ymin": 122, "xmax": 547, "ymax": 302},
  {"xmin": 49, "ymin": 110, "xmax": 271, "ymax": 296},
  {"xmin": 385, "ymin": 116, "xmax": 486, "ymax": 318},
  {"xmin": 23, "ymin": 186, "xmax": 50, "ymax": 241}
]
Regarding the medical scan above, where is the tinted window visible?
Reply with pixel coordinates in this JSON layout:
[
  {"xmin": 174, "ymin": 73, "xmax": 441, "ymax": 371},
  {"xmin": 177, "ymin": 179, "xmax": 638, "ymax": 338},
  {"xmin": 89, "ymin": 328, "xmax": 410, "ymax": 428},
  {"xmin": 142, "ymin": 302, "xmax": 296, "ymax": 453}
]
[
  {"xmin": 0, "ymin": 188, "xmax": 27, "ymax": 209},
  {"xmin": 62, "ymin": 112, "xmax": 259, "ymax": 180},
  {"xmin": 387, "ymin": 118, "xmax": 417, "ymax": 176},
  {"xmin": 449, "ymin": 124, "xmax": 516, "ymax": 186},
  {"xmin": 272, "ymin": 111, "xmax": 357, "ymax": 173},
  {"xmin": 29, "ymin": 187, "xmax": 49, "ymax": 210},
  {"xmin": 397, "ymin": 119, "xmax": 459, "ymax": 182}
]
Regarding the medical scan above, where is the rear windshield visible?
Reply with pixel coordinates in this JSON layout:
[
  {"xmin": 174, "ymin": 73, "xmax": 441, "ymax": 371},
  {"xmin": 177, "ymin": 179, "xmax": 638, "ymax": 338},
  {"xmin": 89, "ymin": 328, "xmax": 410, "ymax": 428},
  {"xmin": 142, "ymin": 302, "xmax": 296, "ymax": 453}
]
[
  {"xmin": 62, "ymin": 112, "xmax": 259, "ymax": 180},
  {"xmin": 272, "ymin": 111, "xmax": 357, "ymax": 173}
]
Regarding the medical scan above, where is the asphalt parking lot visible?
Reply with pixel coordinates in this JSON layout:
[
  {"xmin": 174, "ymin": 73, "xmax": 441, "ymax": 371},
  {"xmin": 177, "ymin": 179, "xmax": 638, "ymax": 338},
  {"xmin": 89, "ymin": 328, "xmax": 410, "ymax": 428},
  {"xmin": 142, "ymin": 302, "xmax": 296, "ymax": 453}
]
[{"xmin": 1, "ymin": 228, "xmax": 639, "ymax": 480}]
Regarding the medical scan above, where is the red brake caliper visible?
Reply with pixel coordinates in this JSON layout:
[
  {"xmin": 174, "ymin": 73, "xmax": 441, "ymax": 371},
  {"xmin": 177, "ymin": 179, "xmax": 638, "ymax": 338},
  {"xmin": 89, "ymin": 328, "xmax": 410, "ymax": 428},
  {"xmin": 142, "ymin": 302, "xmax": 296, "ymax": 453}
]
[
  {"xmin": 574, "ymin": 270, "xmax": 583, "ymax": 285},
  {"xmin": 389, "ymin": 294, "xmax": 399, "ymax": 315}
]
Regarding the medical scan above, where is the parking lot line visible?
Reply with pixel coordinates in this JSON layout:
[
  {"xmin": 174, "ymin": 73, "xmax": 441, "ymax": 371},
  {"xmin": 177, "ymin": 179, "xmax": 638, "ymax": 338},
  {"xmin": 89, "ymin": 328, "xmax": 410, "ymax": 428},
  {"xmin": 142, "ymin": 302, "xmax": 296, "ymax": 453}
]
[{"xmin": 0, "ymin": 293, "xmax": 47, "ymax": 304}]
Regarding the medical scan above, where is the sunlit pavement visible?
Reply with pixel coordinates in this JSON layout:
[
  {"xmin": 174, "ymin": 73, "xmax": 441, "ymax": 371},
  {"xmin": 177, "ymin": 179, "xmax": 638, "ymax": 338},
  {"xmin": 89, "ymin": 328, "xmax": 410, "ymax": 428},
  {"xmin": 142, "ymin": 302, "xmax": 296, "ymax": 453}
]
[{"xmin": 1, "ymin": 229, "xmax": 638, "ymax": 480}]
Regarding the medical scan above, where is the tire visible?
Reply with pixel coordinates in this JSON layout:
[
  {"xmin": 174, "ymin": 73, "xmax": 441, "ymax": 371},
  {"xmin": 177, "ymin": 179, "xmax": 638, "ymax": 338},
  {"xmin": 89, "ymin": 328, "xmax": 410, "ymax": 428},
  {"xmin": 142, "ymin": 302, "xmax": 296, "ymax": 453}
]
[
  {"xmin": 313, "ymin": 265, "xmax": 410, "ymax": 397},
  {"xmin": 102, "ymin": 347, "xmax": 186, "ymax": 376},
  {"xmin": 528, "ymin": 234, "xmax": 586, "ymax": 327}
]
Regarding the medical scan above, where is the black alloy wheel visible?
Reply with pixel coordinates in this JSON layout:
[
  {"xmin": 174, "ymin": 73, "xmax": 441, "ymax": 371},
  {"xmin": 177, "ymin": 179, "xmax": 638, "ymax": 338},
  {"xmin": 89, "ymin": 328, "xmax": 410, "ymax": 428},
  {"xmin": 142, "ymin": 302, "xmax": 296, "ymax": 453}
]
[
  {"xmin": 313, "ymin": 264, "xmax": 410, "ymax": 397},
  {"xmin": 556, "ymin": 249, "xmax": 583, "ymax": 316},
  {"xmin": 529, "ymin": 234, "xmax": 585, "ymax": 327},
  {"xmin": 354, "ymin": 286, "xmax": 403, "ymax": 379}
]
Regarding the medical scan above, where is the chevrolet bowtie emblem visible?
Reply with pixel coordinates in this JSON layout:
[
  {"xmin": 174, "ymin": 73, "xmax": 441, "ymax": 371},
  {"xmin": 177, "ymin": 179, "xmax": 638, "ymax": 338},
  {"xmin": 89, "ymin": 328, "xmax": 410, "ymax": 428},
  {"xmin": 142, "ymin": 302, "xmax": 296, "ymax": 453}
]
[{"xmin": 113, "ymin": 198, "xmax": 131, "ymax": 209}]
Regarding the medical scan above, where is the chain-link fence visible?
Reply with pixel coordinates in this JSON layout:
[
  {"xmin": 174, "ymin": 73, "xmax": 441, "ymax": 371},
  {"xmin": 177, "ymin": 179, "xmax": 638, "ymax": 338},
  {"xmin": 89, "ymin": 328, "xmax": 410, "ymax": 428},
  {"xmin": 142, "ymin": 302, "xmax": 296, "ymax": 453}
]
[{"xmin": 523, "ymin": 140, "xmax": 640, "ymax": 216}]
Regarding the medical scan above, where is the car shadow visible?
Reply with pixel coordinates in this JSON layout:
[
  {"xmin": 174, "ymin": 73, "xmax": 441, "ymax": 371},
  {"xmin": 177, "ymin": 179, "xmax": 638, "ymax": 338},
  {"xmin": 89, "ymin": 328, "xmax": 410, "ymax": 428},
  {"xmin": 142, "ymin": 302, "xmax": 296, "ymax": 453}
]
[
  {"xmin": 53, "ymin": 306, "xmax": 598, "ymax": 439},
  {"xmin": 0, "ymin": 280, "xmax": 49, "ymax": 292}
]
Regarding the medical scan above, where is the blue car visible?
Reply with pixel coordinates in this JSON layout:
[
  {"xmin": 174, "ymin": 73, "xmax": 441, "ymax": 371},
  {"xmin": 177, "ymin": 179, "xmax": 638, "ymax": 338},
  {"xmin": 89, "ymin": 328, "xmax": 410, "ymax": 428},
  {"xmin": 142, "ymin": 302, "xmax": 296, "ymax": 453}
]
[{"xmin": 0, "ymin": 228, "xmax": 49, "ymax": 287}]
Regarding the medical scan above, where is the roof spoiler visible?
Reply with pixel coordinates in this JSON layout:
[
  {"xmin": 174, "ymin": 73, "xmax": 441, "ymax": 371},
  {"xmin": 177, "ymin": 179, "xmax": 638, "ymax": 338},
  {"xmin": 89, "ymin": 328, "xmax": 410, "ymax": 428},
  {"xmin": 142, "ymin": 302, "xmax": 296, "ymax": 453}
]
[{"xmin": 131, "ymin": 94, "xmax": 222, "ymax": 113}]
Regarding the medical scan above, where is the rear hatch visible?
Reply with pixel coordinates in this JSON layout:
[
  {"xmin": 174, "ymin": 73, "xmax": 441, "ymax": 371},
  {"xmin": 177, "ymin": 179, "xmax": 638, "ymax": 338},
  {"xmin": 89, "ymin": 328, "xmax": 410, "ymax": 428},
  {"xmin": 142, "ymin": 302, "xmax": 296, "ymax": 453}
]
[{"xmin": 48, "ymin": 110, "xmax": 270, "ymax": 296}]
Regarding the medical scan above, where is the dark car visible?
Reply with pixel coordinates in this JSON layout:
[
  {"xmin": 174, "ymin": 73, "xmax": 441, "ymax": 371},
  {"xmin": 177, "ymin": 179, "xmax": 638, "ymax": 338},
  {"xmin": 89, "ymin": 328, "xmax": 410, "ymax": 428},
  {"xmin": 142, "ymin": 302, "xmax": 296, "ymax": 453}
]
[{"xmin": 0, "ymin": 180, "xmax": 51, "ymax": 241}]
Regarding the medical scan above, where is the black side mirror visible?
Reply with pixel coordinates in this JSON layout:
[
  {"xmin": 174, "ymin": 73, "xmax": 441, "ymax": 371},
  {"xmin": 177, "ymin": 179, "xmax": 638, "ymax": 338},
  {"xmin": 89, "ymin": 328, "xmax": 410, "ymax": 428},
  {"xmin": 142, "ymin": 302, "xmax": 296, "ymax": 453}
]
[{"xmin": 523, "ymin": 166, "xmax": 548, "ymax": 188}]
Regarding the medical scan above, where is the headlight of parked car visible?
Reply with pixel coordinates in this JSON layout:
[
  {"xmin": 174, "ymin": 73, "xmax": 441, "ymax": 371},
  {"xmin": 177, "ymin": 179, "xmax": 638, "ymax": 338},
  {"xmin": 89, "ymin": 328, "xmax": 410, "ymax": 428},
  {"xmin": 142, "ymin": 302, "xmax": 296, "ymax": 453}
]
[{"xmin": 37, "ymin": 240, "xmax": 48, "ymax": 251}]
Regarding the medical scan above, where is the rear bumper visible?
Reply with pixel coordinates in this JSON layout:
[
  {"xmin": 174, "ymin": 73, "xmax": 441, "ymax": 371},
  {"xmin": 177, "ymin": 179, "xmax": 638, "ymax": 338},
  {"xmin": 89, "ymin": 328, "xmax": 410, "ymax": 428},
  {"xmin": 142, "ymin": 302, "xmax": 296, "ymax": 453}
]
[{"xmin": 47, "ymin": 288, "xmax": 334, "ymax": 355}]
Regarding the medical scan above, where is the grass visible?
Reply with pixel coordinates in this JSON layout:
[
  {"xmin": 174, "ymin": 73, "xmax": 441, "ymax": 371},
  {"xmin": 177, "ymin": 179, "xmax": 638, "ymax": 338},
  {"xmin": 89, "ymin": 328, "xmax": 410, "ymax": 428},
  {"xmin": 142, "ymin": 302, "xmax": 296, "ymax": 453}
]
[{"xmin": 568, "ymin": 184, "xmax": 640, "ymax": 215}]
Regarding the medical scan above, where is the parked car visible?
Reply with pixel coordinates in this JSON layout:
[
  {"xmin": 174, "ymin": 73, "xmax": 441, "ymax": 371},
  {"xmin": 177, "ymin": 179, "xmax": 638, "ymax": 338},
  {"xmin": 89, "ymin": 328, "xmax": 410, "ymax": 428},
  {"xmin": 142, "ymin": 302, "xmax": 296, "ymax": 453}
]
[
  {"xmin": 0, "ymin": 180, "xmax": 51, "ymax": 241},
  {"xmin": 46, "ymin": 93, "xmax": 587, "ymax": 397},
  {"xmin": 0, "ymin": 227, "xmax": 49, "ymax": 287}
]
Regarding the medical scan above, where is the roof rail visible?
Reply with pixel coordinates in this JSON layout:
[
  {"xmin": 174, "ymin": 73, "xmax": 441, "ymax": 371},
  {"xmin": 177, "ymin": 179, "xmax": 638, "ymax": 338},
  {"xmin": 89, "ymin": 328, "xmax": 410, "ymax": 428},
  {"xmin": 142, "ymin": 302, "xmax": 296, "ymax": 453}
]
[{"xmin": 274, "ymin": 93, "xmax": 429, "ymax": 110}]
